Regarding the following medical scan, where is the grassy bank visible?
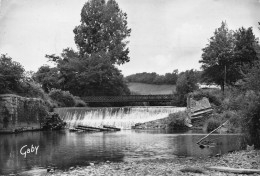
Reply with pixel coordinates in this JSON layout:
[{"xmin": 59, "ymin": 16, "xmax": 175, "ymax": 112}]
[{"xmin": 127, "ymin": 82, "xmax": 176, "ymax": 95}]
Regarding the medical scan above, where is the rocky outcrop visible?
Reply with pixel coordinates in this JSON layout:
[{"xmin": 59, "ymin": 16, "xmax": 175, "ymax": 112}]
[{"xmin": 0, "ymin": 94, "xmax": 47, "ymax": 132}]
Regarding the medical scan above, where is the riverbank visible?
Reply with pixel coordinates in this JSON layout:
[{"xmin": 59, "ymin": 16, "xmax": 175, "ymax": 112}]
[{"xmin": 20, "ymin": 150, "xmax": 260, "ymax": 176}]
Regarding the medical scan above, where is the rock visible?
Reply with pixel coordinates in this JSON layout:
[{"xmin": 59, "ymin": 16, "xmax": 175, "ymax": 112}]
[
  {"xmin": 180, "ymin": 167, "xmax": 207, "ymax": 174},
  {"xmin": 215, "ymin": 153, "xmax": 221, "ymax": 157},
  {"xmin": 90, "ymin": 163, "xmax": 95, "ymax": 166},
  {"xmin": 125, "ymin": 167, "xmax": 131, "ymax": 170},
  {"xmin": 49, "ymin": 169, "xmax": 55, "ymax": 173}
]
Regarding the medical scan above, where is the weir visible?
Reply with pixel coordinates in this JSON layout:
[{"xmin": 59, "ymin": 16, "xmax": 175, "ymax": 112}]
[{"xmin": 55, "ymin": 106, "xmax": 186, "ymax": 129}]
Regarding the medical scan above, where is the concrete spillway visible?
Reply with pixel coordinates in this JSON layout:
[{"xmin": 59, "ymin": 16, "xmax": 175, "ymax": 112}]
[{"xmin": 55, "ymin": 106, "xmax": 186, "ymax": 129}]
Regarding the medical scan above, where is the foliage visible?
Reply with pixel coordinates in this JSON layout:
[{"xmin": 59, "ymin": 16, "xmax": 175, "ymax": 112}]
[
  {"xmin": 46, "ymin": 49, "xmax": 130, "ymax": 96},
  {"xmin": 222, "ymin": 110, "xmax": 241, "ymax": 133},
  {"xmin": 127, "ymin": 82, "xmax": 176, "ymax": 95},
  {"xmin": 74, "ymin": 96, "xmax": 87, "ymax": 107},
  {"xmin": 18, "ymin": 81, "xmax": 46, "ymax": 99},
  {"xmin": 40, "ymin": 0, "xmax": 131, "ymax": 97},
  {"xmin": 238, "ymin": 91, "xmax": 260, "ymax": 147},
  {"xmin": 49, "ymin": 89, "xmax": 76, "ymax": 107},
  {"xmin": 189, "ymin": 89, "xmax": 223, "ymax": 106},
  {"xmin": 168, "ymin": 111, "xmax": 190, "ymax": 129},
  {"xmin": 242, "ymin": 61, "xmax": 260, "ymax": 93},
  {"xmin": 205, "ymin": 114, "xmax": 222, "ymax": 132},
  {"xmin": 0, "ymin": 54, "xmax": 25, "ymax": 94},
  {"xmin": 33, "ymin": 65, "xmax": 61, "ymax": 92},
  {"xmin": 125, "ymin": 70, "xmax": 179, "ymax": 85},
  {"xmin": 73, "ymin": 0, "xmax": 131, "ymax": 65},
  {"xmin": 174, "ymin": 69, "xmax": 199, "ymax": 106},
  {"xmin": 199, "ymin": 22, "xmax": 259, "ymax": 92}
]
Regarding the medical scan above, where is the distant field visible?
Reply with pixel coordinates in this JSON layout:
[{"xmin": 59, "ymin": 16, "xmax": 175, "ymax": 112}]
[{"xmin": 127, "ymin": 82, "xmax": 176, "ymax": 95}]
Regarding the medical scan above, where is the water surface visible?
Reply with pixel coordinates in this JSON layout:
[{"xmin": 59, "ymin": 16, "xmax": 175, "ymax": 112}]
[{"xmin": 0, "ymin": 130, "xmax": 243, "ymax": 175}]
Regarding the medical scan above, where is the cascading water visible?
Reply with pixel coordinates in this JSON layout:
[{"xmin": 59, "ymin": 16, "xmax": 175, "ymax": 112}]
[{"xmin": 55, "ymin": 106, "xmax": 186, "ymax": 129}]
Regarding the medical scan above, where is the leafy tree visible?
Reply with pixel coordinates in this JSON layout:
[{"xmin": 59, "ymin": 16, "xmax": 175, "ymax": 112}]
[
  {"xmin": 34, "ymin": 65, "xmax": 60, "ymax": 92},
  {"xmin": 46, "ymin": 49, "xmax": 130, "ymax": 96},
  {"xmin": 38, "ymin": 0, "xmax": 131, "ymax": 97},
  {"xmin": 199, "ymin": 21, "xmax": 234, "ymax": 92},
  {"xmin": 232, "ymin": 27, "xmax": 259, "ymax": 77},
  {"xmin": 73, "ymin": 0, "xmax": 131, "ymax": 65},
  {"xmin": 176, "ymin": 70, "xmax": 199, "ymax": 96},
  {"xmin": 0, "ymin": 54, "xmax": 25, "ymax": 94},
  {"xmin": 125, "ymin": 70, "xmax": 179, "ymax": 85},
  {"xmin": 174, "ymin": 69, "xmax": 199, "ymax": 106},
  {"xmin": 200, "ymin": 22, "xmax": 259, "ymax": 92}
]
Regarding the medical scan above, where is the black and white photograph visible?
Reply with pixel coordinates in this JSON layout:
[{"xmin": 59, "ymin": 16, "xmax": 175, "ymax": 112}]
[{"xmin": 0, "ymin": 0, "xmax": 260, "ymax": 175}]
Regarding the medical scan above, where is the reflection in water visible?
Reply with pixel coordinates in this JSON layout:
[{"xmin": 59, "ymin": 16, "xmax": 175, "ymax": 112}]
[{"xmin": 0, "ymin": 130, "xmax": 243, "ymax": 175}]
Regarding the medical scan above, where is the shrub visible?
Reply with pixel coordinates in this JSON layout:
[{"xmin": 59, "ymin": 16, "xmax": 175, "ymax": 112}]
[
  {"xmin": 189, "ymin": 89, "xmax": 222, "ymax": 106},
  {"xmin": 74, "ymin": 96, "xmax": 87, "ymax": 107},
  {"xmin": 168, "ymin": 111, "xmax": 190, "ymax": 129},
  {"xmin": 239, "ymin": 91, "xmax": 260, "ymax": 148},
  {"xmin": 49, "ymin": 89, "xmax": 76, "ymax": 107},
  {"xmin": 205, "ymin": 115, "xmax": 221, "ymax": 132}
]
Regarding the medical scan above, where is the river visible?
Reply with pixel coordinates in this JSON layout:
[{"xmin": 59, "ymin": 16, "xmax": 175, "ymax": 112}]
[
  {"xmin": 0, "ymin": 106, "xmax": 244, "ymax": 175},
  {"xmin": 0, "ymin": 130, "xmax": 243, "ymax": 175}
]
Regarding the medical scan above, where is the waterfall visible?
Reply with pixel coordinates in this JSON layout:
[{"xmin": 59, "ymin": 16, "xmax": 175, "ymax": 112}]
[{"xmin": 55, "ymin": 106, "xmax": 186, "ymax": 129}]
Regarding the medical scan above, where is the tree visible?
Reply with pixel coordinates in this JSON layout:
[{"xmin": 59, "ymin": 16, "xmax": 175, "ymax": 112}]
[
  {"xmin": 176, "ymin": 70, "xmax": 199, "ymax": 96},
  {"xmin": 200, "ymin": 22, "xmax": 259, "ymax": 93},
  {"xmin": 232, "ymin": 27, "xmax": 259, "ymax": 78},
  {"xmin": 199, "ymin": 21, "xmax": 234, "ymax": 92},
  {"xmin": 38, "ymin": 0, "xmax": 131, "ymax": 97},
  {"xmin": 46, "ymin": 49, "xmax": 130, "ymax": 96},
  {"xmin": 175, "ymin": 69, "xmax": 199, "ymax": 106},
  {"xmin": 73, "ymin": 0, "xmax": 131, "ymax": 65},
  {"xmin": 34, "ymin": 65, "xmax": 60, "ymax": 92},
  {"xmin": 0, "ymin": 54, "xmax": 25, "ymax": 94}
]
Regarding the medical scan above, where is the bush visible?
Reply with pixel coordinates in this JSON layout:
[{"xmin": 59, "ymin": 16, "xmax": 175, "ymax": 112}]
[
  {"xmin": 49, "ymin": 89, "xmax": 87, "ymax": 108},
  {"xmin": 168, "ymin": 111, "xmax": 190, "ymax": 129},
  {"xmin": 238, "ymin": 91, "xmax": 260, "ymax": 148},
  {"xmin": 74, "ymin": 96, "xmax": 87, "ymax": 107},
  {"xmin": 49, "ymin": 89, "xmax": 76, "ymax": 107},
  {"xmin": 205, "ymin": 115, "xmax": 221, "ymax": 132},
  {"xmin": 189, "ymin": 89, "xmax": 222, "ymax": 106}
]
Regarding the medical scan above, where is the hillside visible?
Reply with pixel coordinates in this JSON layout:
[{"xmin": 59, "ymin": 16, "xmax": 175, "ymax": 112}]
[{"xmin": 127, "ymin": 82, "xmax": 176, "ymax": 95}]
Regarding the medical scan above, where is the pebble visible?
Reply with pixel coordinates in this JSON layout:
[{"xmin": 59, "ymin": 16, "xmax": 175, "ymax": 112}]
[{"xmin": 23, "ymin": 150, "xmax": 260, "ymax": 176}]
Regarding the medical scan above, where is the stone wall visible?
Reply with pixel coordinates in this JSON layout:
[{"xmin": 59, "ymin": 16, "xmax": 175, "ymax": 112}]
[{"xmin": 0, "ymin": 94, "xmax": 45, "ymax": 130}]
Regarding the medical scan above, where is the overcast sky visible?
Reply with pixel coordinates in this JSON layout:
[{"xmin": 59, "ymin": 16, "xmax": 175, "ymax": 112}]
[{"xmin": 0, "ymin": 0, "xmax": 260, "ymax": 76}]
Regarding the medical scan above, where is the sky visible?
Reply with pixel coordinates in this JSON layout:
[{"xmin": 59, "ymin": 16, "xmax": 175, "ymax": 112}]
[{"xmin": 0, "ymin": 0, "xmax": 260, "ymax": 76}]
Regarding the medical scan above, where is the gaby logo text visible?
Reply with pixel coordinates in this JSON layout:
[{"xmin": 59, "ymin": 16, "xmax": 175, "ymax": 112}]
[{"xmin": 20, "ymin": 144, "xmax": 39, "ymax": 158}]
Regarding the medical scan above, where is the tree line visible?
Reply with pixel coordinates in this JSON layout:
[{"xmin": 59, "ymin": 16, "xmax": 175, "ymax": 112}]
[
  {"xmin": 125, "ymin": 70, "xmax": 179, "ymax": 85},
  {"xmin": 200, "ymin": 21, "xmax": 260, "ymax": 92}
]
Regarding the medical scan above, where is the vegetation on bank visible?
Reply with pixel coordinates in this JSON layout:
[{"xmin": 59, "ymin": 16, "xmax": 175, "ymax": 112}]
[
  {"xmin": 0, "ymin": 54, "xmax": 86, "ymax": 110},
  {"xmin": 125, "ymin": 71, "xmax": 179, "ymax": 85},
  {"xmin": 127, "ymin": 82, "xmax": 176, "ymax": 95}
]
